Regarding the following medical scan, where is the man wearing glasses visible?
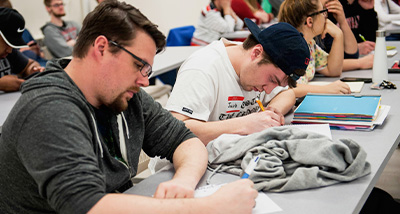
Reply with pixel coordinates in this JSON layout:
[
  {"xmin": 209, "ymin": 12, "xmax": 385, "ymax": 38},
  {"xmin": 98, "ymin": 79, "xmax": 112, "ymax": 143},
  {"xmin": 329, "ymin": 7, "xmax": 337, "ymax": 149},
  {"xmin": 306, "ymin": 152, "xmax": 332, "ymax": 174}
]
[
  {"xmin": 0, "ymin": 1, "xmax": 258, "ymax": 213},
  {"xmin": 41, "ymin": 0, "xmax": 81, "ymax": 58}
]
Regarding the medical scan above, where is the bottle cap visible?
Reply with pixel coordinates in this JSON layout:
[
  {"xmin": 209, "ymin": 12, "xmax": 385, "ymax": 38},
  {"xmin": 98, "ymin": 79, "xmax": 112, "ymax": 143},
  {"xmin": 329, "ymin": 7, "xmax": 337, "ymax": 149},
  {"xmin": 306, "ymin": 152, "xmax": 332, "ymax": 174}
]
[{"xmin": 376, "ymin": 30, "xmax": 386, "ymax": 37}]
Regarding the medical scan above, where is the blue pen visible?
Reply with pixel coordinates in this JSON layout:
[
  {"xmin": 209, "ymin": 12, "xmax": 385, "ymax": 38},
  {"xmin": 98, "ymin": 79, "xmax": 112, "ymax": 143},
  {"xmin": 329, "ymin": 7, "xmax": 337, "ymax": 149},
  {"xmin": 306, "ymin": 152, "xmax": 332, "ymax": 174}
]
[{"xmin": 241, "ymin": 155, "xmax": 260, "ymax": 179}]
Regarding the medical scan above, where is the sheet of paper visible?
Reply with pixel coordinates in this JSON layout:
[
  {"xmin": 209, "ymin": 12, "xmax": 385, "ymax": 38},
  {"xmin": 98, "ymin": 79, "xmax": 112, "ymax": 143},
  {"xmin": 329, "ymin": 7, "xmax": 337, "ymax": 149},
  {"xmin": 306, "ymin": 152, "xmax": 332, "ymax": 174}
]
[
  {"xmin": 307, "ymin": 81, "xmax": 364, "ymax": 93},
  {"xmin": 285, "ymin": 123, "xmax": 332, "ymax": 139},
  {"xmin": 194, "ymin": 184, "xmax": 282, "ymax": 214},
  {"xmin": 391, "ymin": 20, "xmax": 400, "ymax": 26}
]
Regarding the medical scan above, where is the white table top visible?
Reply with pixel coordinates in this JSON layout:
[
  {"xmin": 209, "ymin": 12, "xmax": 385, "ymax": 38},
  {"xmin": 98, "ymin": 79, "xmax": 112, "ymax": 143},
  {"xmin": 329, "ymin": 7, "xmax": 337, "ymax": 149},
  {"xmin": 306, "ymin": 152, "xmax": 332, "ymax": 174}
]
[
  {"xmin": 125, "ymin": 41, "xmax": 400, "ymax": 214},
  {"xmin": 0, "ymin": 92, "xmax": 21, "ymax": 133},
  {"xmin": 152, "ymin": 46, "xmax": 202, "ymax": 77},
  {"xmin": 383, "ymin": 22, "xmax": 400, "ymax": 34}
]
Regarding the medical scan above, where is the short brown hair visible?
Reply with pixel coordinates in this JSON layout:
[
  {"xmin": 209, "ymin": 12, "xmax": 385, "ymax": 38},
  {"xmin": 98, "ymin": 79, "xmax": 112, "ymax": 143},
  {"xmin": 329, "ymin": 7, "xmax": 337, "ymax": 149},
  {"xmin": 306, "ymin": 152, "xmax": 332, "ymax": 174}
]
[
  {"xmin": 0, "ymin": 0, "xmax": 12, "ymax": 8},
  {"xmin": 278, "ymin": 0, "xmax": 319, "ymax": 29},
  {"xmin": 72, "ymin": 0, "xmax": 166, "ymax": 58},
  {"xmin": 242, "ymin": 35, "xmax": 304, "ymax": 88},
  {"xmin": 43, "ymin": 0, "xmax": 52, "ymax": 7}
]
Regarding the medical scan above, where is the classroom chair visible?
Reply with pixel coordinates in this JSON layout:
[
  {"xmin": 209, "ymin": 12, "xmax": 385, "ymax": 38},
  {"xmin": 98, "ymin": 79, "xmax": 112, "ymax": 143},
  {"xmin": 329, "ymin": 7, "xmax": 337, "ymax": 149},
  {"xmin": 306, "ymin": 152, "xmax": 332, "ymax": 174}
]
[{"xmin": 149, "ymin": 25, "xmax": 195, "ymax": 87}]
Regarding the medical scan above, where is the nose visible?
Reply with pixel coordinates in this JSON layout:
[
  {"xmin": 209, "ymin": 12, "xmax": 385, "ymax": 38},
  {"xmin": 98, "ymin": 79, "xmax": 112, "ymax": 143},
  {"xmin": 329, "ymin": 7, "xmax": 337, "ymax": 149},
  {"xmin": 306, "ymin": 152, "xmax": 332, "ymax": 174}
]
[
  {"xmin": 137, "ymin": 75, "xmax": 150, "ymax": 87},
  {"xmin": 263, "ymin": 84, "xmax": 276, "ymax": 94}
]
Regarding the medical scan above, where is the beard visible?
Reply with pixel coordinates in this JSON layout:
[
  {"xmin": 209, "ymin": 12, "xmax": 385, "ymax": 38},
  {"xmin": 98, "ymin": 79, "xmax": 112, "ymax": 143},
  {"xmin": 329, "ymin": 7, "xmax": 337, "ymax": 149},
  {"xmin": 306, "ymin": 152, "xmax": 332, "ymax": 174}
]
[
  {"xmin": 53, "ymin": 12, "xmax": 65, "ymax": 18},
  {"xmin": 106, "ymin": 87, "xmax": 140, "ymax": 113}
]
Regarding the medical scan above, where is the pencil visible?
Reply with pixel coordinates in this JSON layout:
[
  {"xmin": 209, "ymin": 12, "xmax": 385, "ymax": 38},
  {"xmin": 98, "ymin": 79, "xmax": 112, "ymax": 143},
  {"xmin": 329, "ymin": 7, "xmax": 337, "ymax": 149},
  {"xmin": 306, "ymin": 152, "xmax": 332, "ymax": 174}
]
[
  {"xmin": 359, "ymin": 34, "xmax": 366, "ymax": 42},
  {"xmin": 256, "ymin": 99, "xmax": 265, "ymax": 111}
]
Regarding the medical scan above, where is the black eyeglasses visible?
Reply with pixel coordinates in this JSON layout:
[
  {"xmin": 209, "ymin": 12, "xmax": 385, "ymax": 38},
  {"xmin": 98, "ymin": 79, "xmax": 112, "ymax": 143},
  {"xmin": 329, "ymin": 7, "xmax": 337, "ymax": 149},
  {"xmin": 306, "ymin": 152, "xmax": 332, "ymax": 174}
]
[
  {"xmin": 307, "ymin": 8, "xmax": 328, "ymax": 17},
  {"xmin": 51, "ymin": 3, "xmax": 65, "ymax": 8},
  {"xmin": 109, "ymin": 40, "xmax": 153, "ymax": 78}
]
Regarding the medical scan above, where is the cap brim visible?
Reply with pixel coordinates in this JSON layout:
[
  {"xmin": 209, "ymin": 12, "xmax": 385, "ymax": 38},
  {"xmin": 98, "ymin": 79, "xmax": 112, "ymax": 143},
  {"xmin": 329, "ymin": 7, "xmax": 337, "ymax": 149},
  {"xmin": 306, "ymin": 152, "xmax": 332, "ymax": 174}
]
[
  {"xmin": 0, "ymin": 31, "xmax": 28, "ymax": 49},
  {"xmin": 244, "ymin": 18, "xmax": 261, "ymax": 41}
]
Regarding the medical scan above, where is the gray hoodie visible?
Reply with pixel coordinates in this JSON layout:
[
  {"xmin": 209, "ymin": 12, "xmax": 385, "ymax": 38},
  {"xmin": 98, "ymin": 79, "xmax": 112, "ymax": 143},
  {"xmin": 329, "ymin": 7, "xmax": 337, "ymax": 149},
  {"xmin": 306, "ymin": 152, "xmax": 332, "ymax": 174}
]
[{"xmin": 0, "ymin": 59, "xmax": 195, "ymax": 213}]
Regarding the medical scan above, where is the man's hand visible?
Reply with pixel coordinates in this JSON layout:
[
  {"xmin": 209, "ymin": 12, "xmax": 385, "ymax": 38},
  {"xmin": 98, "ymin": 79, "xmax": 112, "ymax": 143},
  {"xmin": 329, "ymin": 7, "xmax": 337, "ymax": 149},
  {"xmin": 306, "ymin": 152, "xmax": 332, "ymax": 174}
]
[
  {"xmin": 358, "ymin": 41, "xmax": 375, "ymax": 55},
  {"xmin": 25, "ymin": 60, "xmax": 45, "ymax": 76},
  {"xmin": 154, "ymin": 177, "xmax": 195, "ymax": 199},
  {"xmin": 236, "ymin": 108, "xmax": 284, "ymax": 135},
  {"xmin": 208, "ymin": 179, "xmax": 258, "ymax": 214},
  {"xmin": 0, "ymin": 75, "xmax": 24, "ymax": 92}
]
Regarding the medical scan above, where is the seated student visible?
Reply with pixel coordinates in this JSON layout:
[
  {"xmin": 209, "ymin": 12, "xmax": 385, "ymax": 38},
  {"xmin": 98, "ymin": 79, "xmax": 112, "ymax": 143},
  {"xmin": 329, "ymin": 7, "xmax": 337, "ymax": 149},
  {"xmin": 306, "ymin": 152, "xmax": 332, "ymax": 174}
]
[
  {"xmin": 278, "ymin": 0, "xmax": 351, "ymax": 98},
  {"xmin": 192, "ymin": 0, "xmax": 244, "ymax": 46},
  {"xmin": 337, "ymin": 0, "xmax": 377, "ymax": 55},
  {"xmin": 0, "ymin": 0, "xmax": 48, "ymax": 67},
  {"xmin": 375, "ymin": 0, "xmax": 400, "ymax": 29},
  {"xmin": 0, "ymin": 8, "xmax": 44, "ymax": 93},
  {"xmin": 166, "ymin": 19, "xmax": 310, "ymax": 144},
  {"xmin": 41, "ymin": 0, "xmax": 81, "ymax": 58},
  {"xmin": 320, "ymin": 0, "xmax": 374, "ymax": 70},
  {"xmin": 375, "ymin": 0, "xmax": 400, "ymax": 40},
  {"xmin": 231, "ymin": 0, "xmax": 274, "ymax": 24},
  {"xmin": 0, "ymin": 1, "xmax": 258, "ymax": 213}
]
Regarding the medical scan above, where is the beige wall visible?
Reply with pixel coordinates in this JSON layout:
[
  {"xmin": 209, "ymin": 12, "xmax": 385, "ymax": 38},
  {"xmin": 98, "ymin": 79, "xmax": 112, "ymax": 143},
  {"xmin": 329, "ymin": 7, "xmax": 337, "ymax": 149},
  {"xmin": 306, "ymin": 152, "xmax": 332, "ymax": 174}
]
[{"xmin": 10, "ymin": 0, "xmax": 208, "ymax": 40}]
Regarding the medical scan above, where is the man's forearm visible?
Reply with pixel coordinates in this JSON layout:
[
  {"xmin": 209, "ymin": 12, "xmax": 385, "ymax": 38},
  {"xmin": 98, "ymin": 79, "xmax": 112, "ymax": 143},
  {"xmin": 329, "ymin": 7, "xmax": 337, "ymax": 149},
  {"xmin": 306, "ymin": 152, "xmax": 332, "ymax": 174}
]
[
  {"xmin": 267, "ymin": 89, "xmax": 296, "ymax": 115},
  {"xmin": 172, "ymin": 138, "xmax": 208, "ymax": 188}
]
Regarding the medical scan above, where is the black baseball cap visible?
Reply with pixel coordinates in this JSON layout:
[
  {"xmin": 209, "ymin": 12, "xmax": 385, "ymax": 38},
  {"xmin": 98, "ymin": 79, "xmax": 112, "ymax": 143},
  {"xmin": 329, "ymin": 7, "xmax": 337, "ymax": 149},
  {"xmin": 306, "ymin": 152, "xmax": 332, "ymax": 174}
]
[
  {"xmin": 244, "ymin": 18, "xmax": 310, "ymax": 81},
  {"xmin": 0, "ymin": 8, "xmax": 28, "ymax": 48}
]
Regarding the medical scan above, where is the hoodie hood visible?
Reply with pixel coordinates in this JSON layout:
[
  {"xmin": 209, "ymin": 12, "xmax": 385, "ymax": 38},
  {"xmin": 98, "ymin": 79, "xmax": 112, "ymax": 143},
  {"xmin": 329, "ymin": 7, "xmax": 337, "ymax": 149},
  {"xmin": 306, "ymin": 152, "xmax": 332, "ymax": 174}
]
[{"xmin": 21, "ymin": 58, "xmax": 87, "ymax": 105}]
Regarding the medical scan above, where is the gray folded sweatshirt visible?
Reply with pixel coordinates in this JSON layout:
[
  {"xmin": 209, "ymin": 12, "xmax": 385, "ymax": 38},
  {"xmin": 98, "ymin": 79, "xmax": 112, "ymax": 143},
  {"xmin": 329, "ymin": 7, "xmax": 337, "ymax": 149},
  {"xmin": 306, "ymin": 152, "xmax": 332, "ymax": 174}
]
[{"xmin": 206, "ymin": 126, "xmax": 371, "ymax": 192}]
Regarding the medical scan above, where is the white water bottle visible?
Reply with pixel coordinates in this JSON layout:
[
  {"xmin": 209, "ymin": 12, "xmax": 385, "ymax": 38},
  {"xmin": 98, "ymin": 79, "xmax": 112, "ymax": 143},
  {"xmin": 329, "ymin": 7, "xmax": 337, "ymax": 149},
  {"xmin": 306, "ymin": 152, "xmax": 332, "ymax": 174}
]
[{"xmin": 372, "ymin": 30, "xmax": 388, "ymax": 84}]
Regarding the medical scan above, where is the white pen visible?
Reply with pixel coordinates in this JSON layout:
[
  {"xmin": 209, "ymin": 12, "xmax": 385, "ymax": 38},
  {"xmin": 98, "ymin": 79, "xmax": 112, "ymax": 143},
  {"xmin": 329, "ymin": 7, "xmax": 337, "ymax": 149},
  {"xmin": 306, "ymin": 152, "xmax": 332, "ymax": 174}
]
[{"xmin": 241, "ymin": 155, "xmax": 261, "ymax": 179}]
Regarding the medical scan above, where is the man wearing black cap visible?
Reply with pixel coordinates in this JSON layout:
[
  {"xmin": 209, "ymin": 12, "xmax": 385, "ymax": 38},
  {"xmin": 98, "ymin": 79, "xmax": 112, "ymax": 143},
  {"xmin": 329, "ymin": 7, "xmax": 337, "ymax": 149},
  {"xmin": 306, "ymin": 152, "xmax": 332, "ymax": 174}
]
[
  {"xmin": 166, "ymin": 18, "xmax": 310, "ymax": 144},
  {"xmin": 0, "ymin": 7, "xmax": 44, "ymax": 92}
]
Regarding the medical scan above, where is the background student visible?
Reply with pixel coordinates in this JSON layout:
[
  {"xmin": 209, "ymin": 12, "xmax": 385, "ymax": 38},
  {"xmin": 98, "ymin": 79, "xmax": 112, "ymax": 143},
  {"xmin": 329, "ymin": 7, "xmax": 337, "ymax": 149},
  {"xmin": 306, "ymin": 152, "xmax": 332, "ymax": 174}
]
[
  {"xmin": 336, "ymin": 0, "xmax": 377, "ymax": 55},
  {"xmin": 320, "ymin": 0, "xmax": 374, "ymax": 71},
  {"xmin": 166, "ymin": 19, "xmax": 310, "ymax": 144},
  {"xmin": 375, "ymin": 0, "xmax": 400, "ymax": 40},
  {"xmin": 231, "ymin": 0, "xmax": 274, "ymax": 24},
  {"xmin": 0, "ymin": 7, "xmax": 44, "ymax": 93},
  {"xmin": 41, "ymin": 0, "xmax": 81, "ymax": 58},
  {"xmin": 0, "ymin": 0, "xmax": 48, "ymax": 67},
  {"xmin": 279, "ymin": 0, "xmax": 351, "ymax": 98},
  {"xmin": 0, "ymin": 1, "xmax": 258, "ymax": 213},
  {"xmin": 191, "ymin": 0, "xmax": 244, "ymax": 46}
]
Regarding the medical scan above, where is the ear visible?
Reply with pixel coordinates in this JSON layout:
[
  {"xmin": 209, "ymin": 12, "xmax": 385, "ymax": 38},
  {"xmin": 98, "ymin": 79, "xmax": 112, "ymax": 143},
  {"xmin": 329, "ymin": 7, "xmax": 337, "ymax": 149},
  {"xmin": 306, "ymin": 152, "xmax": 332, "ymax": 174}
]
[
  {"xmin": 93, "ymin": 36, "xmax": 108, "ymax": 57},
  {"xmin": 251, "ymin": 44, "xmax": 264, "ymax": 61},
  {"xmin": 45, "ymin": 6, "xmax": 51, "ymax": 14},
  {"xmin": 305, "ymin": 17, "xmax": 313, "ymax": 27}
]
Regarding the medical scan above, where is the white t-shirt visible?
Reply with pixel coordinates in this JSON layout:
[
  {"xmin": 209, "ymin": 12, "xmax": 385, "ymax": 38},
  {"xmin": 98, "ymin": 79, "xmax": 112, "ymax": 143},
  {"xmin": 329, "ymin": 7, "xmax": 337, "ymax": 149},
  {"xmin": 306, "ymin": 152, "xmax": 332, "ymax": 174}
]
[
  {"xmin": 192, "ymin": 4, "xmax": 244, "ymax": 44},
  {"xmin": 166, "ymin": 39, "xmax": 286, "ymax": 122}
]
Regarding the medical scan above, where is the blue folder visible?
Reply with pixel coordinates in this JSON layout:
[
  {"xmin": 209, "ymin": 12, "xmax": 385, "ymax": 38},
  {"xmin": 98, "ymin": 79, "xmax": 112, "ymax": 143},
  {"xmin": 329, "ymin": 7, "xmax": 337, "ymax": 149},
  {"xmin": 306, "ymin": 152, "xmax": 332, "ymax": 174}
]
[{"xmin": 294, "ymin": 94, "xmax": 381, "ymax": 120}]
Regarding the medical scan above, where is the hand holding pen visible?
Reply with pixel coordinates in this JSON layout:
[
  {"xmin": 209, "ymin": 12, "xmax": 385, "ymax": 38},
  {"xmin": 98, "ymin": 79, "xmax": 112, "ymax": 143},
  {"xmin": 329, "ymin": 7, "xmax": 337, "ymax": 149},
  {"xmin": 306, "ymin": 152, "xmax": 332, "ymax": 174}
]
[
  {"xmin": 256, "ymin": 98, "xmax": 284, "ymax": 125},
  {"xmin": 358, "ymin": 34, "xmax": 375, "ymax": 55}
]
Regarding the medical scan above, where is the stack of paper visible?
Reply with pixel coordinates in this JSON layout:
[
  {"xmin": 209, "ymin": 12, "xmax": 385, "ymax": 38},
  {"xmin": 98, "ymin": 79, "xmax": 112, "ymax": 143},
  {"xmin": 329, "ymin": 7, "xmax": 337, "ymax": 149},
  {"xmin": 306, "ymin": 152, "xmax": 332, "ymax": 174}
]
[
  {"xmin": 292, "ymin": 94, "xmax": 389, "ymax": 131},
  {"xmin": 307, "ymin": 81, "xmax": 364, "ymax": 93}
]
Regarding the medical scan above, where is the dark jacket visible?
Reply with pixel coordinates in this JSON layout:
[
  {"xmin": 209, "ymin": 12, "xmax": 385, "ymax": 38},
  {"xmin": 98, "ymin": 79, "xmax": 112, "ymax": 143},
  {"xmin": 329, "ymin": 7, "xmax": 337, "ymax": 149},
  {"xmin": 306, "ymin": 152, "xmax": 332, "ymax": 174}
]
[{"xmin": 0, "ymin": 59, "xmax": 195, "ymax": 213}]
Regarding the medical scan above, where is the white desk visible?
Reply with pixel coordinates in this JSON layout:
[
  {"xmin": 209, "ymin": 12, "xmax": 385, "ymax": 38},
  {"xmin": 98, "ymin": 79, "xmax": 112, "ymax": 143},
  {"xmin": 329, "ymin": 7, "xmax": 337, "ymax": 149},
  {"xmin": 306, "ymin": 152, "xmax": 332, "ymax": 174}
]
[
  {"xmin": 383, "ymin": 22, "xmax": 400, "ymax": 34},
  {"xmin": 125, "ymin": 42, "xmax": 400, "ymax": 214},
  {"xmin": 221, "ymin": 30, "xmax": 251, "ymax": 39},
  {"xmin": 152, "ymin": 46, "xmax": 202, "ymax": 77},
  {"xmin": 0, "ymin": 92, "xmax": 21, "ymax": 133},
  {"xmin": 221, "ymin": 19, "xmax": 278, "ymax": 40}
]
